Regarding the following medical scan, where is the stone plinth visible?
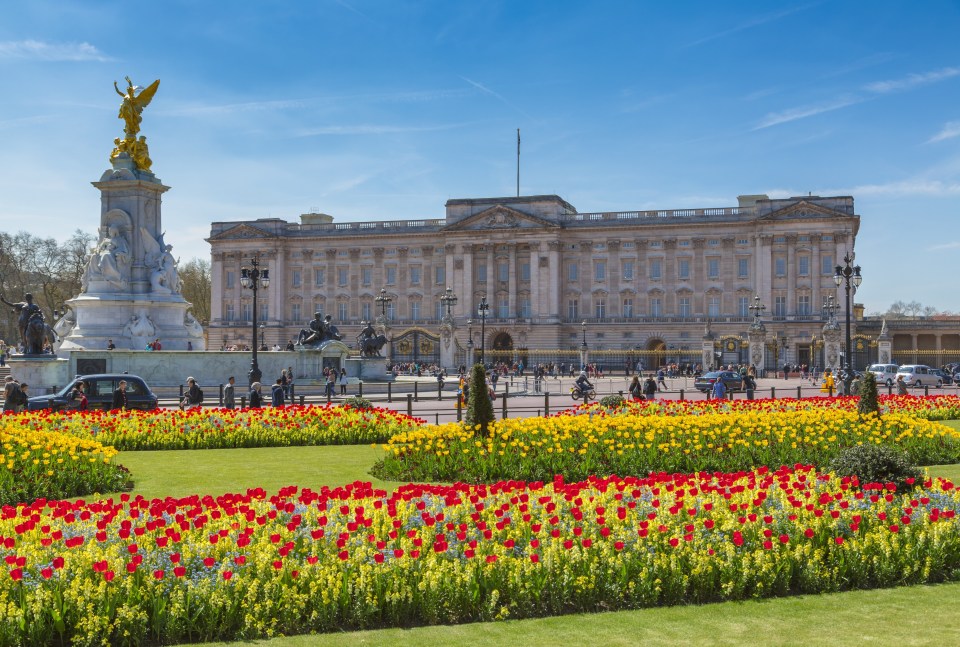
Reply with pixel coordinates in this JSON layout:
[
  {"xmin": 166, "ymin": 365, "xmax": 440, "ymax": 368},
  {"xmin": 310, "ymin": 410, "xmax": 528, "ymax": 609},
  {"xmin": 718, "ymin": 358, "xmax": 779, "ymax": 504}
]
[{"xmin": 6, "ymin": 356, "xmax": 71, "ymax": 394}]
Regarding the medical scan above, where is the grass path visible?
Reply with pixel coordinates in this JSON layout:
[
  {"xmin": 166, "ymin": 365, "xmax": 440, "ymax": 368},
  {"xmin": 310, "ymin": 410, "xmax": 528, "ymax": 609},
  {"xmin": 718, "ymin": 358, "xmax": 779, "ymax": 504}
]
[{"xmin": 181, "ymin": 580, "xmax": 960, "ymax": 646}]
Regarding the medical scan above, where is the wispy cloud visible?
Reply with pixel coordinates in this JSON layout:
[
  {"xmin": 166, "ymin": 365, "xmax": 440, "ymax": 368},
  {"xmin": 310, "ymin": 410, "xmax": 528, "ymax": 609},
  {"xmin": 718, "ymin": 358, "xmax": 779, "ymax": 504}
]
[
  {"xmin": 823, "ymin": 179, "xmax": 960, "ymax": 197},
  {"xmin": 864, "ymin": 66, "xmax": 960, "ymax": 93},
  {"xmin": 460, "ymin": 76, "xmax": 535, "ymax": 121},
  {"xmin": 0, "ymin": 39, "xmax": 111, "ymax": 62},
  {"xmin": 684, "ymin": 3, "xmax": 819, "ymax": 47},
  {"xmin": 332, "ymin": 0, "xmax": 369, "ymax": 19},
  {"xmin": 821, "ymin": 52, "xmax": 898, "ymax": 79},
  {"xmin": 928, "ymin": 121, "xmax": 960, "ymax": 143},
  {"xmin": 753, "ymin": 65, "xmax": 960, "ymax": 130},
  {"xmin": 753, "ymin": 95, "xmax": 863, "ymax": 130},
  {"xmin": 929, "ymin": 241, "xmax": 960, "ymax": 250},
  {"xmin": 165, "ymin": 99, "xmax": 308, "ymax": 117},
  {"xmin": 295, "ymin": 123, "xmax": 467, "ymax": 136}
]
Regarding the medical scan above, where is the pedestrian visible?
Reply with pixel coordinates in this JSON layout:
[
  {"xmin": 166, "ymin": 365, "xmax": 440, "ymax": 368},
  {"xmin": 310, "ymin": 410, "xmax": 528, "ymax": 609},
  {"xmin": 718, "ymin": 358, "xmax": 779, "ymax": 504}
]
[
  {"xmin": 783, "ymin": 363, "xmax": 790, "ymax": 380},
  {"xmin": 628, "ymin": 375, "xmax": 642, "ymax": 401},
  {"xmin": 187, "ymin": 341, "xmax": 193, "ymax": 351},
  {"xmin": 820, "ymin": 370, "xmax": 835, "ymax": 395},
  {"xmin": 112, "ymin": 379, "xmax": 128, "ymax": 411},
  {"xmin": 223, "ymin": 376, "xmax": 236, "ymax": 410},
  {"xmin": 896, "ymin": 374, "xmax": 908, "ymax": 395},
  {"xmin": 711, "ymin": 377, "xmax": 727, "ymax": 401},
  {"xmin": 70, "ymin": 381, "xmax": 89, "ymax": 411},
  {"xmin": 107, "ymin": 339, "xmax": 116, "ymax": 350},
  {"xmin": 181, "ymin": 377, "xmax": 203, "ymax": 410},
  {"xmin": 850, "ymin": 374, "xmax": 862, "ymax": 396},
  {"xmin": 3, "ymin": 378, "xmax": 26, "ymax": 413},
  {"xmin": 271, "ymin": 378, "xmax": 285, "ymax": 407},
  {"xmin": 286, "ymin": 366, "xmax": 294, "ymax": 399},
  {"xmin": 657, "ymin": 368, "xmax": 667, "ymax": 391},
  {"xmin": 325, "ymin": 370, "xmax": 336, "ymax": 399},
  {"xmin": 249, "ymin": 382, "xmax": 263, "ymax": 408},
  {"xmin": 743, "ymin": 373, "xmax": 756, "ymax": 400},
  {"xmin": 643, "ymin": 375, "xmax": 657, "ymax": 401},
  {"xmin": 339, "ymin": 368, "xmax": 348, "ymax": 395}
]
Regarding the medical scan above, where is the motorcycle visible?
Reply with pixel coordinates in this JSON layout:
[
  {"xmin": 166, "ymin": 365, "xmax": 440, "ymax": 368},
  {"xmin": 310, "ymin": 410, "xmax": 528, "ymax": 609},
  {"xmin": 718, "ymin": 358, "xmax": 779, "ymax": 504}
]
[{"xmin": 570, "ymin": 385, "xmax": 597, "ymax": 402}]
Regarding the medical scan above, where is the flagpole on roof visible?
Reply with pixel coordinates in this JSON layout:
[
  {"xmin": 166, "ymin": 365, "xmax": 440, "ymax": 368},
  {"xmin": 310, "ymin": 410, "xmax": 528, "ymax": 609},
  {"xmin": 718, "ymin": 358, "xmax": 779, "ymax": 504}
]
[{"xmin": 516, "ymin": 128, "xmax": 520, "ymax": 197}]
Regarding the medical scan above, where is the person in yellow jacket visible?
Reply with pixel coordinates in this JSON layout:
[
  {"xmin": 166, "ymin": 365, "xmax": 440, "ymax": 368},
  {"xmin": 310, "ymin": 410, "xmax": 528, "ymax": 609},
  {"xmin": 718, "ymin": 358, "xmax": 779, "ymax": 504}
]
[{"xmin": 820, "ymin": 369, "xmax": 835, "ymax": 395}]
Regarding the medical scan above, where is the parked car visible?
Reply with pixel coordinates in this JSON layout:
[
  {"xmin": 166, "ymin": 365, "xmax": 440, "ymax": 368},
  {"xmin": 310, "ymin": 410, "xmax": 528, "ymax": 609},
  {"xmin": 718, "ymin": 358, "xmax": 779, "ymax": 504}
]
[
  {"xmin": 931, "ymin": 369, "xmax": 954, "ymax": 386},
  {"xmin": 894, "ymin": 365, "xmax": 943, "ymax": 388},
  {"xmin": 694, "ymin": 371, "xmax": 744, "ymax": 394},
  {"xmin": 27, "ymin": 374, "xmax": 158, "ymax": 412},
  {"xmin": 867, "ymin": 363, "xmax": 900, "ymax": 387}
]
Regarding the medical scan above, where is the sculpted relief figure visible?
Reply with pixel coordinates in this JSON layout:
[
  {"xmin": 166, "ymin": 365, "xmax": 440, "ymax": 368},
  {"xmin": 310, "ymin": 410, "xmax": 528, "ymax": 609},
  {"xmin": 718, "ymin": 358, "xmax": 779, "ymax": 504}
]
[
  {"xmin": 82, "ymin": 226, "xmax": 130, "ymax": 292},
  {"xmin": 122, "ymin": 310, "xmax": 156, "ymax": 339},
  {"xmin": 140, "ymin": 227, "xmax": 182, "ymax": 294},
  {"xmin": 184, "ymin": 312, "xmax": 205, "ymax": 338}
]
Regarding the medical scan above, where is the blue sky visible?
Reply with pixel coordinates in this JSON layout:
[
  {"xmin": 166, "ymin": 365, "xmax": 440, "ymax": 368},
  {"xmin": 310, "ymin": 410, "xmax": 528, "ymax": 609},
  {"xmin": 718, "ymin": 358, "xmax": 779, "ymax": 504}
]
[{"xmin": 1, "ymin": 1, "xmax": 959, "ymax": 314}]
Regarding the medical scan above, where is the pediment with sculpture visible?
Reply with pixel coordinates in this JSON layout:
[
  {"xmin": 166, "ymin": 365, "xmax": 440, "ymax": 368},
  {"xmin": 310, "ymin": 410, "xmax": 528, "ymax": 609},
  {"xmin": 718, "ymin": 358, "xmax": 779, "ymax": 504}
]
[{"xmin": 443, "ymin": 205, "xmax": 560, "ymax": 232}]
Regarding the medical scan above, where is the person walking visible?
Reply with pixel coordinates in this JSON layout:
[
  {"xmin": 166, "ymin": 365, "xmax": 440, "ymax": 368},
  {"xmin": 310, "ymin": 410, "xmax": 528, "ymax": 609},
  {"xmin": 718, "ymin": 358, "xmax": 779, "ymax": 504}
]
[
  {"xmin": 711, "ymin": 377, "xmax": 727, "ymax": 401},
  {"xmin": 223, "ymin": 376, "xmax": 236, "ymax": 410},
  {"xmin": 3, "ymin": 378, "xmax": 25, "ymax": 413},
  {"xmin": 325, "ymin": 370, "xmax": 336, "ymax": 399},
  {"xmin": 743, "ymin": 373, "xmax": 756, "ymax": 400},
  {"xmin": 656, "ymin": 368, "xmax": 667, "ymax": 391},
  {"xmin": 249, "ymin": 382, "xmax": 263, "ymax": 408},
  {"xmin": 643, "ymin": 374, "xmax": 658, "ymax": 401},
  {"xmin": 628, "ymin": 375, "xmax": 642, "ymax": 401},
  {"xmin": 271, "ymin": 378, "xmax": 285, "ymax": 407},
  {"xmin": 896, "ymin": 374, "xmax": 908, "ymax": 395},
  {"xmin": 111, "ymin": 379, "xmax": 128, "ymax": 411},
  {"xmin": 339, "ymin": 368, "xmax": 348, "ymax": 395},
  {"xmin": 70, "ymin": 381, "xmax": 89, "ymax": 411}
]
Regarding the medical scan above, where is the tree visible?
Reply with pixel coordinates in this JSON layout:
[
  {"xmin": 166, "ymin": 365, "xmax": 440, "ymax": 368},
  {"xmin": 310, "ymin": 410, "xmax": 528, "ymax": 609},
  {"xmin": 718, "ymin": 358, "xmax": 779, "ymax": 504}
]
[
  {"xmin": 178, "ymin": 258, "xmax": 211, "ymax": 324},
  {"xmin": 464, "ymin": 363, "xmax": 495, "ymax": 437}
]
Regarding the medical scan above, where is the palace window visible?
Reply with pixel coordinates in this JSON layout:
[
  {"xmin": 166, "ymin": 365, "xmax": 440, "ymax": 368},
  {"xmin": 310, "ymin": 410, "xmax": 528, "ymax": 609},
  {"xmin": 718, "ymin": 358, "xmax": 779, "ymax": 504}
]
[
  {"xmin": 594, "ymin": 261, "xmax": 606, "ymax": 281},
  {"xmin": 775, "ymin": 258, "xmax": 786, "ymax": 277},
  {"xmin": 799, "ymin": 256, "xmax": 810, "ymax": 276},
  {"xmin": 435, "ymin": 265, "xmax": 445, "ymax": 284},
  {"xmin": 520, "ymin": 262, "xmax": 530, "ymax": 281},
  {"xmin": 650, "ymin": 259, "xmax": 662, "ymax": 280},
  {"xmin": 707, "ymin": 258, "xmax": 720, "ymax": 279},
  {"xmin": 678, "ymin": 296, "xmax": 691, "ymax": 317},
  {"xmin": 291, "ymin": 303, "xmax": 301, "ymax": 322},
  {"xmin": 259, "ymin": 303, "xmax": 269, "ymax": 322},
  {"xmin": 410, "ymin": 301, "xmax": 421, "ymax": 321},
  {"xmin": 477, "ymin": 263, "xmax": 487, "ymax": 282},
  {"xmin": 622, "ymin": 298, "xmax": 634, "ymax": 317},
  {"xmin": 241, "ymin": 303, "xmax": 252, "ymax": 321},
  {"xmin": 226, "ymin": 271, "xmax": 235, "ymax": 289},
  {"xmin": 798, "ymin": 295, "xmax": 812, "ymax": 316},
  {"xmin": 650, "ymin": 297, "xmax": 662, "ymax": 317},
  {"xmin": 292, "ymin": 270, "xmax": 301, "ymax": 288},
  {"xmin": 337, "ymin": 268, "xmax": 348, "ymax": 286},
  {"xmin": 678, "ymin": 259, "xmax": 690, "ymax": 280},
  {"xmin": 520, "ymin": 297, "xmax": 531, "ymax": 318},
  {"xmin": 738, "ymin": 296, "xmax": 749, "ymax": 317},
  {"xmin": 362, "ymin": 267, "xmax": 372, "ymax": 286},
  {"xmin": 386, "ymin": 266, "xmax": 397, "ymax": 285},
  {"xmin": 774, "ymin": 295, "xmax": 787, "ymax": 318},
  {"xmin": 314, "ymin": 268, "xmax": 325, "ymax": 286},
  {"xmin": 497, "ymin": 297, "xmax": 509, "ymax": 319},
  {"xmin": 338, "ymin": 302, "xmax": 348, "ymax": 321},
  {"xmin": 410, "ymin": 266, "xmax": 421, "ymax": 285},
  {"xmin": 738, "ymin": 258, "xmax": 749, "ymax": 279},
  {"xmin": 822, "ymin": 255, "xmax": 834, "ymax": 275},
  {"xmin": 708, "ymin": 296, "xmax": 720, "ymax": 317},
  {"xmin": 362, "ymin": 302, "xmax": 371, "ymax": 321},
  {"xmin": 498, "ymin": 262, "xmax": 509, "ymax": 282},
  {"xmin": 225, "ymin": 303, "xmax": 235, "ymax": 321},
  {"xmin": 622, "ymin": 260, "xmax": 634, "ymax": 280},
  {"xmin": 568, "ymin": 299, "xmax": 579, "ymax": 319},
  {"xmin": 594, "ymin": 297, "xmax": 606, "ymax": 319},
  {"xmin": 567, "ymin": 262, "xmax": 579, "ymax": 282}
]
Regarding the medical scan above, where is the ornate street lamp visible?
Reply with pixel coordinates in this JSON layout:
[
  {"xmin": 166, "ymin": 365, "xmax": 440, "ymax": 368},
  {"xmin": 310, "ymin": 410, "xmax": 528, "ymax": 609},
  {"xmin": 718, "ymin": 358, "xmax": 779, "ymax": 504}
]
[
  {"xmin": 822, "ymin": 295, "xmax": 839, "ymax": 324},
  {"xmin": 477, "ymin": 296, "xmax": 490, "ymax": 366},
  {"xmin": 375, "ymin": 288, "xmax": 392, "ymax": 324},
  {"xmin": 240, "ymin": 254, "xmax": 269, "ymax": 385},
  {"xmin": 834, "ymin": 251, "xmax": 862, "ymax": 395},
  {"xmin": 748, "ymin": 295, "xmax": 766, "ymax": 325},
  {"xmin": 259, "ymin": 322, "xmax": 266, "ymax": 350},
  {"xmin": 580, "ymin": 320, "xmax": 588, "ymax": 370},
  {"xmin": 440, "ymin": 286, "xmax": 458, "ymax": 319},
  {"xmin": 466, "ymin": 319, "xmax": 474, "ymax": 366}
]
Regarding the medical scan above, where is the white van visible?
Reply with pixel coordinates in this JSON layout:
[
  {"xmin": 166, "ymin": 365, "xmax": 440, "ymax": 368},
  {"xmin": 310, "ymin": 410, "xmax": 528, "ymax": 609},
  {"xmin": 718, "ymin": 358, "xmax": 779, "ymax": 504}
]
[
  {"xmin": 868, "ymin": 363, "xmax": 899, "ymax": 386},
  {"xmin": 896, "ymin": 365, "xmax": 943, "ymax": 388}
]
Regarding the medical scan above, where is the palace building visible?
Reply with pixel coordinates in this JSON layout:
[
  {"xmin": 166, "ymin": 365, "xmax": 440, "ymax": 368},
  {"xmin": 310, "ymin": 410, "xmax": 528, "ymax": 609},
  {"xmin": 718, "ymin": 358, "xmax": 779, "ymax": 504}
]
[{"xmin": 207, "ymin": 193, "xmax": 865, "ymax": 370}]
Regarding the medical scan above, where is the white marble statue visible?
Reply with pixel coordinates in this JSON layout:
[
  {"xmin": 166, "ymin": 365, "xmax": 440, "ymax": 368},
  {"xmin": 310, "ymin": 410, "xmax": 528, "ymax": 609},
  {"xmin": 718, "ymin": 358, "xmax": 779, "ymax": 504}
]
[
  {"xmin": 140, "ymin": 227, "xmax": 181, "ymax": 294},
  {"xmin": 81, "ymin": 226, "xmax": 130, "ymax": 291},
  {"xmin": 122, "ymin": 310, "xmax": 156, "ymax": 339},
  {"xmin": 184, "ymin": 311, "xmax": 204, "ymax": 338}
]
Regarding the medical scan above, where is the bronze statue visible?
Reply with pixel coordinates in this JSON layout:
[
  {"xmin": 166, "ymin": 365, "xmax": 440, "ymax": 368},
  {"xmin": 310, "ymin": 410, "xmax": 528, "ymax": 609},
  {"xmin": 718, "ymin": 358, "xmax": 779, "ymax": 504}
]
[
  {"xmin": 297, "ymin": 313, "xmax": 343, "ymax": 347},
  {"xmin": 0, "ymin": 292, "xmax": 57, "ymax": 355},
  {"xmin": 357, "ymin": 321, "xmax": 387, "ymax": 357}
]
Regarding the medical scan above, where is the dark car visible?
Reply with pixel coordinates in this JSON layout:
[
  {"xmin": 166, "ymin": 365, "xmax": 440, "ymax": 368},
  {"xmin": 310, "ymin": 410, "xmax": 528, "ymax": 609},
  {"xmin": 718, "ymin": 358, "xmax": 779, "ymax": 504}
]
[
  {"xmin": 931, "ymin": 369, "xmax": 954, "ymax": 386},
  {"xmin": 27, "ymin": 374, "xmax": 158, "ymax": 412},
  {"xmin": 694, "ymin": 371, "xmax": 744, "ymax": 394}
]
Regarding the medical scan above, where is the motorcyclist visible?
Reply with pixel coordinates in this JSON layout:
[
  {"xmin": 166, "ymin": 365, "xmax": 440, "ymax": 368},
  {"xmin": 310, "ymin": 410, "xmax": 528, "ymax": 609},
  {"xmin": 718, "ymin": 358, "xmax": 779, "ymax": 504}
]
[{"xmin": 575, "ymin": 370, "xmax": 594, "ymax": 398}]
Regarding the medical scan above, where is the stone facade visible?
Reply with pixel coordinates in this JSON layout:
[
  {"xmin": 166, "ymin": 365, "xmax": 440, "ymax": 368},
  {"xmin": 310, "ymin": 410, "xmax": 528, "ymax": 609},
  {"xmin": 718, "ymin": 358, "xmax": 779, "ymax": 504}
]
[{"xmin": 207, "ymin": 193, "xmax": 861, "ymax": 370}]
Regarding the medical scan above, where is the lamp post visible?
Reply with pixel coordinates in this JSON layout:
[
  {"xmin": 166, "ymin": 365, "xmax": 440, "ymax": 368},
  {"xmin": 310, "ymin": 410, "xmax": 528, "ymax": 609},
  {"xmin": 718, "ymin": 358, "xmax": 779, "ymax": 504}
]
[
  {"xmin": 375, "ymin": 288, "xmax": 392, "ymax": 323},
  {"xmin": 580, "ymin": 320, "xmax": 588, "ymax": 370},
  {"xmin": 259, "ymin": 322, "xmax": 266, "ymax": 350},
  {"xmin": 748, "ymin": 295, "xmax": 766, "ymax": 325},
  {"xmin": 440, "ymin": 286, "xmax": 458, "ymax": 319},
  {"xmin": 240, "ymin": 254, "xmax": 269, "ymax": 385},
  {"xmin": 477, "ymin": 296, "xmax": 490, "ymax": 366},
  {"xmin": 466, "ymin": 319, "xmax": 474, "ymax": 367},
  {"xmin": 834, "ymin": 252, "xmax": 862, "ymax": 395}
]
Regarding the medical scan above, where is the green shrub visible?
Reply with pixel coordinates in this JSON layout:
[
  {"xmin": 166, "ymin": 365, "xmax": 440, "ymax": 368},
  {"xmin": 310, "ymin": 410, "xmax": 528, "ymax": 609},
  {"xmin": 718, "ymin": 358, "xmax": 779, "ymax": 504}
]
[
  {"xmin": 857, "ymin": 371, "xmax": 880, "ymax": 417},
  {"xmin": 828, "ymin": 444, "xmax": 922, "ymax": 492},
  {"xmin": 599, "ymin": 394, "xmax": 625, "ymax": 409},
  {"xmin": 465, "ymin": 363, "xmax": 495, "ymax": 437},
  {"xmin": 342, "ymin": 396, "xmax": 373, "ymax": 410}
]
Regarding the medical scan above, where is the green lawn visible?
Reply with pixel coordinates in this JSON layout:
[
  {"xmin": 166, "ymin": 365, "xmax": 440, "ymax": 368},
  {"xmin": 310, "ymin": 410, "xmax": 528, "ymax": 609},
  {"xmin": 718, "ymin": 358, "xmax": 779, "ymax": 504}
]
[{"xmin": 108, "ymin": 433, "xmax": 960, "ymax": 647}]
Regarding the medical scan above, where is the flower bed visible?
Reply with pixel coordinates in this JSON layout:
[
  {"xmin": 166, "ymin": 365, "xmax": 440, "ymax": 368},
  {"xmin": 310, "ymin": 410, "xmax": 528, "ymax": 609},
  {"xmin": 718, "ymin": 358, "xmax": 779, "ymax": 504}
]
[
  {"xmin": 0, "ymin": 423, "xmax": 129, "ymax": 506},
  {"xmin": 7, "ymin": 405, "xmax": 423, "ymax": 451},
  {"xmin": 1, "ymin": 468, "xmax": 958, "ymax": 645},
  {"xmin": 568, "ymin": 394, "xmax": 960, "ymax": 421},
  {"xmin": 375, "ymin": 410, "xmax": 960, "ymax": 483}
]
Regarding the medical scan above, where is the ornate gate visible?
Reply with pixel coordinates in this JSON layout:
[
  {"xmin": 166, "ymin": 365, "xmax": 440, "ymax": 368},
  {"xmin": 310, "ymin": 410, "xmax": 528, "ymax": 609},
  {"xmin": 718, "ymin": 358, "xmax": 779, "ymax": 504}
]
[{"xmin": 391, "ymin": 328, "xmax": 441, "ymax": 367}]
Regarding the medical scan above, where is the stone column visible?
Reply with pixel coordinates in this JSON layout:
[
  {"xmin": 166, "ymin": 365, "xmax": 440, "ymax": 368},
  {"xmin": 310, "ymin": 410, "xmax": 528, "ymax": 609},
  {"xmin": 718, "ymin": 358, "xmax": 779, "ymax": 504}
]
[
  {"xmin": 548, "ymin": 240, "xmax": 561, "ymax": 320},
  {"xmin": 508, "ymin": 243, "xmax": 517, "ymax": 317},
  {"xmin": 529, "ymin": 242, "xmax": 542, "ymax": 320},
  {"xmin": 786, "ymin": 235, "xmax": 796, "ymax": 319},
  {"xmin": 811, "ymin": 235, "xmax": 822, "ymax": 311},
  {"xmin": 211, "ymin": 252, "xmax": 224, "ymax": 324},
  {"xmin": 664, "ymin": 239, "xmax": 677, "ymax": 314},
  {"xmin": 607, "ymin": 239, "xmax": 621, "ymax": 313},
  {"xmin": 486, "ymin": 245, "xmax": 495, "ymax": 299},
  {"xmin": 692, "ymin": 238, "xmax": 705, "ymax": 313},
  {"xmin": 272, "ymin": 246, "xmax": 285, "ymax": 325}
]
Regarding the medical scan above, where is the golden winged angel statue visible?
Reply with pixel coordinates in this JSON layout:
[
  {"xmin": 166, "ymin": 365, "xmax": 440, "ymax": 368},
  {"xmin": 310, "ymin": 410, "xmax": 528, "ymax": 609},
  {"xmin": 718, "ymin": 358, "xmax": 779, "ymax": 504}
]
[{"xmin": 114, "ymin": 76, "xmax": 160, "ymax": 138}]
